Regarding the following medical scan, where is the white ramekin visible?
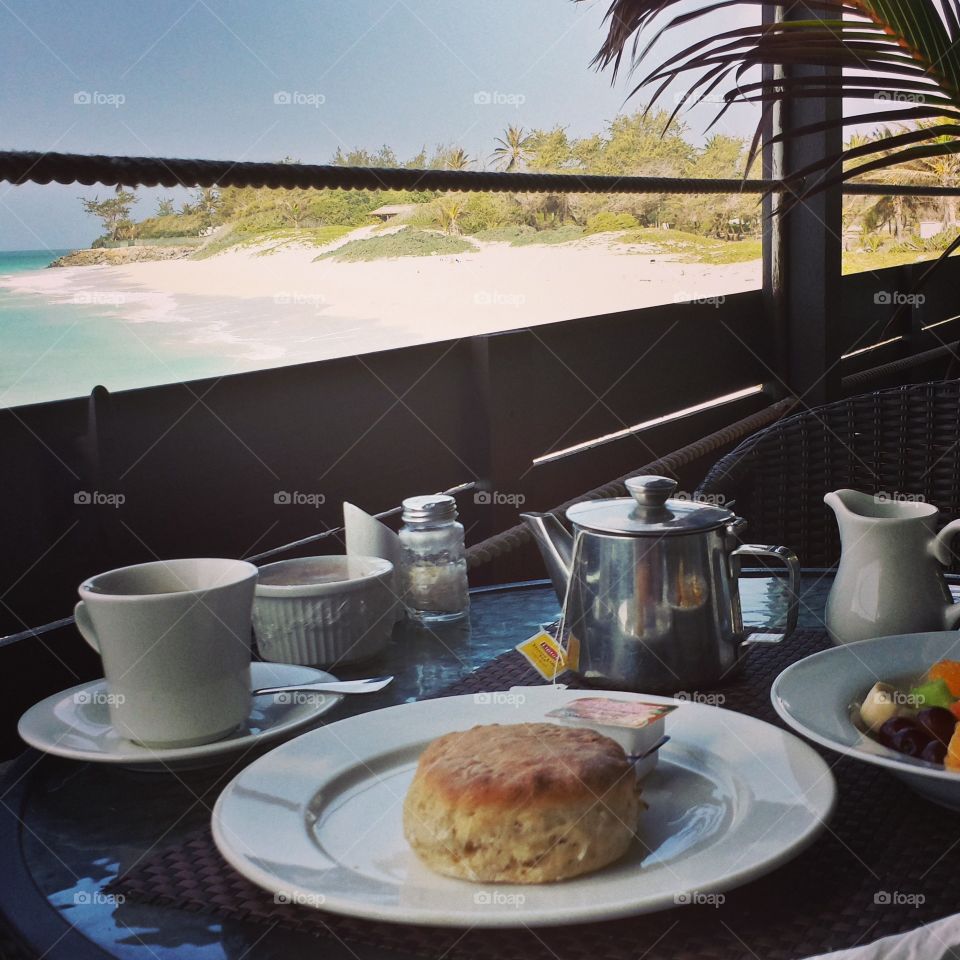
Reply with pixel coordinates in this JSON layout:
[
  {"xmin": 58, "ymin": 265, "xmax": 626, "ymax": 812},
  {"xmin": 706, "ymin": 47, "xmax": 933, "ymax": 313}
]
[{"xmin": 252, "ymin": 555, "xmax": 398, "ymax": 667}]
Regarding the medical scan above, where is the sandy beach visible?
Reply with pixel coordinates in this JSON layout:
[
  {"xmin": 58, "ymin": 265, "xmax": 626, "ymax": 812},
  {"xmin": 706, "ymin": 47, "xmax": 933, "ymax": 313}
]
[{"xmin": 3, "ymin": 235, "xmax": 761, "ymax": 366}]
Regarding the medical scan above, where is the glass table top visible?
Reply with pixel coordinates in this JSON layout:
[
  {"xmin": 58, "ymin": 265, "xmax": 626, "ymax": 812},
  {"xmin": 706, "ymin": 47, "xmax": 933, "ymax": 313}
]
[{"xmin": 2, "ymin": 574, "xmax": 833, "ymax": 960}]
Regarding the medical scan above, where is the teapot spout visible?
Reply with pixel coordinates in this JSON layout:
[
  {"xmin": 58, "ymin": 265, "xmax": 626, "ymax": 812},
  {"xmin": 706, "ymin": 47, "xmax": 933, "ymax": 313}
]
[{"xmin": 521, "ymin": 512, "xmax": 573, "ymax": 604}]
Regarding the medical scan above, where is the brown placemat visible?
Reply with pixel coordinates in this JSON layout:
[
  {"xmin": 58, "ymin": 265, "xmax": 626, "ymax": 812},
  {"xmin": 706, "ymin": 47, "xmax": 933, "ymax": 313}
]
[{"xmin": 110, "ymin": 629, "xmax": 960, "ymax": 960}]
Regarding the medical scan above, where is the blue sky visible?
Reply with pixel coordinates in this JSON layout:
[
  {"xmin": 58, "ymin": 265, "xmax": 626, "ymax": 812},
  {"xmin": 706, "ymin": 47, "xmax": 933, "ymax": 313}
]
[{"xmin": 0, "ymin": 0, "xmax": 760, "ymax": 249}]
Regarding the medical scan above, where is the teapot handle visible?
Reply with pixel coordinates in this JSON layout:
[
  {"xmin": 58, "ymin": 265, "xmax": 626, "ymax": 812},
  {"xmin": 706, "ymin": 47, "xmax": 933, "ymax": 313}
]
[
  {"xmin": 731, "ymin": 544, "xmax": 801, "ymax": 644},
  {"xmin": 931, "ymin": 519, "xmax": 960, "ymax": 566}
]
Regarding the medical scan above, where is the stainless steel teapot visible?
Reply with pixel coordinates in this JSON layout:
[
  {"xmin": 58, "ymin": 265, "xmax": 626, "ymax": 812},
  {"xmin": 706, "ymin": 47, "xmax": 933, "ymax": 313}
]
[{"xmin": 521, "ymin": 476, "xmax": 800, "ymax": 692}]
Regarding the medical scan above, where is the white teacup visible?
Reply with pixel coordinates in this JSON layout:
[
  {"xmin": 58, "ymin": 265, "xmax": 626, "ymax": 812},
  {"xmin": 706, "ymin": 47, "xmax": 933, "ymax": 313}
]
[{"xmin": 74, "ymin": 558, "xmax": 258, "ymax": 748}]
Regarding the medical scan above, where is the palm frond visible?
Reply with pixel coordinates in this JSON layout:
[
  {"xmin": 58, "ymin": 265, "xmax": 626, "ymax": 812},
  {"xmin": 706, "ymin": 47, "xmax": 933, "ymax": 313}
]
[{"xmin": 584, "ymin": 0, "xmax": 960, "ymax": 199}]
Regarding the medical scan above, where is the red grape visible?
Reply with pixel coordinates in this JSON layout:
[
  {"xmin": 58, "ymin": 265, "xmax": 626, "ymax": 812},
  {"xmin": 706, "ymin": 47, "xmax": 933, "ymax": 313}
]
[
  {"xmin": 890, "ymin": 726, "xmax": 934, "ymax": 757},
  {"xmin": 922, "ymin": 740, "xmax": 948, "ymax": 764},
  {"xmin": 877, "ymin": 716, "xmax": 918, "ymax": 749},
  {"xmin": 917, "ymin": 707, "xmax": 957, "ymax": 746}
]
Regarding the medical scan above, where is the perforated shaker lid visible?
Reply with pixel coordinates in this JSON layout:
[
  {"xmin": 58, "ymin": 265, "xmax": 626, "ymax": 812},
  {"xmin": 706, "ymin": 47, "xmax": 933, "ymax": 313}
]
[{"xmin": 402, "ymin": 494, "xmax": 457, "ymax": 523}]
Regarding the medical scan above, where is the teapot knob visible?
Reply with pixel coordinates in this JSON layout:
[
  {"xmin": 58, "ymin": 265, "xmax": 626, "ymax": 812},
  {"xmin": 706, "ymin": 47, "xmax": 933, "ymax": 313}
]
[{"xmin": 625, "ymin": 476, "xmax": 677, "ymax": 513}]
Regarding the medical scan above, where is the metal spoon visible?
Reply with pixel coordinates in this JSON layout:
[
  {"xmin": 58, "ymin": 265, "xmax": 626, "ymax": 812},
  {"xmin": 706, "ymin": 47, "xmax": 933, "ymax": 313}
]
[{"xmin": 252, "ymin": 675, "xmax": 394, "ymax": 696}]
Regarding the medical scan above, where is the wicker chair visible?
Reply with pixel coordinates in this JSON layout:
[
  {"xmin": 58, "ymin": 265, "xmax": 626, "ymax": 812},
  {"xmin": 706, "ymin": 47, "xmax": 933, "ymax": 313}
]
[{"xmin": 695, "ymin": 379, "xmax": 960, "ymax": 570}]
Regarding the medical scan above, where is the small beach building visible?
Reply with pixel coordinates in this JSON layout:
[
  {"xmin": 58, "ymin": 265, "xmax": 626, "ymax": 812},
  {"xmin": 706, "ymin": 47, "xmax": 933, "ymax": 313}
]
[{"xmin": 369, "ymin": 203, "xmax": 416, "ymax": 222}]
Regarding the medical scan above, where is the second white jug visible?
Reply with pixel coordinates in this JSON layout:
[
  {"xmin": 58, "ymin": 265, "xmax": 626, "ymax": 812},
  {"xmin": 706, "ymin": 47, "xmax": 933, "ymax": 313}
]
[{"xmin": 824, "ymin": 489, "xmax": 960, "ymax": 645}]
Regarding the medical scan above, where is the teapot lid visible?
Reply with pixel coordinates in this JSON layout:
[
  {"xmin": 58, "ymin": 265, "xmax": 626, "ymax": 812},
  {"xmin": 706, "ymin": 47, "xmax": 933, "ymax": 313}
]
[{"xmin": 565, "ymin": 476, "xmax": 733, "ymax": 535}]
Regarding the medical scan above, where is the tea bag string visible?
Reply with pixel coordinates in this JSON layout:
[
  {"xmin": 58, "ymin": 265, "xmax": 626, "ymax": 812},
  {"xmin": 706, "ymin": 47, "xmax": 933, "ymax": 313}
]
[{"xmin": 552, "ymin": 527, "xmax": 585, "ymax": 688}]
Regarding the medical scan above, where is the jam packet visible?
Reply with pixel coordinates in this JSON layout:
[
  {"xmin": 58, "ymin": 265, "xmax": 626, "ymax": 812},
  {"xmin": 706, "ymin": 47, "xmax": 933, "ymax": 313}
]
[{"xmin": 546, "ymin": 698, "xmax": 676, "ymax": 778}]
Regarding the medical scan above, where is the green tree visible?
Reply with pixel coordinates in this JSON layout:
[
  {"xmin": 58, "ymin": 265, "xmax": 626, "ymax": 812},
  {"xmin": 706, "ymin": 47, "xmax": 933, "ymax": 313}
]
[
  {"xmin": 192, "ymin": 187, "xmax": 220, "ymax": 225},
  {"xmin": 155, "ymin": 197, "xmax": 175, "ymax": 217},
  {"xmin": 593, "ymin": 110, "xmax": 693, "ymax": 176},
  {"xmin": 436, "ymin": 197, "xmax": 466, "ymax": 235},
  {"xmin": 80, "ymin": 191, "xmax": 138, "ymax": 242},
  {"xmin": 897, "ymin": 120, "xmax": 960, "ymax": 230},
  {"xmin": 445, "ymin": 147, "xmax": 472, "ymax": 170},
  {"xmin": 527, "ymin": 127, "xmax": 572, "ymax": 171},
  {"xmin": 668, "ymin": 134, "xmax": 759, "ymax": 237},
  {"xmin": 588, "ymin": 0, "xmax": 960, "ymax": 275},
  {"xmin": 851, "ymin": 127, "xmax": 924, "ymax": 241},
  {"xmin": 333, "ymin": 145, "xmax": 400, "ymax": 168},
  {"xmin": 572, "ymin": 134, "xmax": 604, "ymax": 171},
  {"xmin": 491, "ymin": 126, "xmax": 534, "ymax": 171},
  {"xmin": 426, "ymin": 144, "xmax": 472, "ymax": 170},
  {"xmin": 407, "ymin": 146, "xmax": 428, "ymax": 169}
]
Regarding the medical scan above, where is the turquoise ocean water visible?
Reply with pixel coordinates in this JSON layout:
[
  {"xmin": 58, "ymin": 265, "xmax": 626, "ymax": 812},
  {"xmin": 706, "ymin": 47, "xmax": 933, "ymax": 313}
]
[{"xmin": 0, "ymin": 249, "xmax": 269, "ymax": 408}]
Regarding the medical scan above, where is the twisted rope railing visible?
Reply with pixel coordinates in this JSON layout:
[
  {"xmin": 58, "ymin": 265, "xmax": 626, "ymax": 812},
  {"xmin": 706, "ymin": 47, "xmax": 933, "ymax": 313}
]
[
  {"xmin": 3, "ymin": 150, "xmax": 960, "ymax": 196},
  {"xmin": 465, "ymin": 397, "xmax": 798, "ymax": 569},
  {"xmin": 842, "ymin": 341, "xmax": 960, "ymax": 392}
]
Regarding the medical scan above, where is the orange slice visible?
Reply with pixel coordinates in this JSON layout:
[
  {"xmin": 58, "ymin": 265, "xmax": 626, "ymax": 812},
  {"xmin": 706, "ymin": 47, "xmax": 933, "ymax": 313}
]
[
  {"xmin": 946, "ymin": 724, "xmax": 960, "ymax": 772},
  {"xmin": 928, "ymin": 660, "xmax": 960, "ymax": 698}
]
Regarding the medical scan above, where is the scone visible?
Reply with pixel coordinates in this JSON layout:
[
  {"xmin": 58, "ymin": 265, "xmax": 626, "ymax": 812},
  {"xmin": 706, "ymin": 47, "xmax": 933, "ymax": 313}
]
[{"xmin": 403, "ymin": 722, "xmax": 641, "ymax": 883}]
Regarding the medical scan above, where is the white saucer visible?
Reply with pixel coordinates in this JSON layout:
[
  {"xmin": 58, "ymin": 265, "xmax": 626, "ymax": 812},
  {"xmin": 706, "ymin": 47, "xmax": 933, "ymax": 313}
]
[{"xmin": 18, "ymin": 662, "xmax": 344, "ymax": 772}]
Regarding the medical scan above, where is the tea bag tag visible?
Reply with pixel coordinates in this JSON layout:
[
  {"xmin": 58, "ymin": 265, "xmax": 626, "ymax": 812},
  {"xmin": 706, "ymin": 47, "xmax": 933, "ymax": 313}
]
[
  {"xmin": 515, "ymin": 619, "xmax": 579, "ymax": 681},
  {"xmin": 522, "ymin": 528, "xmax": 585, "ymax": 683}
]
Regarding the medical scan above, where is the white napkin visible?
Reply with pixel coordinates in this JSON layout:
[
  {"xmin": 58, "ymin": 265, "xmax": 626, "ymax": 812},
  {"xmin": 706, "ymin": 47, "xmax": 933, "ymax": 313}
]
[
  {"xmin": 806, "ymin": 914, "xmax": 960, "ymax": 960},
  {"xmin": 343, "ymin": 501, "xmax": 404, "ymax": 622}
]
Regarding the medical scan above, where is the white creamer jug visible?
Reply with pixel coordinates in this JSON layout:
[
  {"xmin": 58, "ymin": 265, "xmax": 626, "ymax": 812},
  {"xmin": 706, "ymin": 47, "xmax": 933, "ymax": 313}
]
[{"xmin": 824, "ymin": 489, "xmax": 960, "ymax": 645}]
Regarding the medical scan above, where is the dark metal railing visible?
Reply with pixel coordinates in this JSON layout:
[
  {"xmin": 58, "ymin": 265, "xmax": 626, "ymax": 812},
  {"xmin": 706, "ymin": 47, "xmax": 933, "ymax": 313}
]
[{"xmin": 3, "ymin": 149, "xmax": 960, "ymax": 196}]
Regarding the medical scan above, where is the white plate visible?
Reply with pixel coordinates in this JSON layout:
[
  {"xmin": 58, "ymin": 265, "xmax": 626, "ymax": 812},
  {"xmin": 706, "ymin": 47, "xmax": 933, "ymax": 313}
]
[
  {"xmin": 772, "ymin": 631, "xmax": 960, "ymax": 810},
  {"xmin": 211, "ymin": 687, "xmax": 835, "ymax": 927},
  {"xmin": 18, "ymin": 662, "xmax": 343, "ymax": 772}
]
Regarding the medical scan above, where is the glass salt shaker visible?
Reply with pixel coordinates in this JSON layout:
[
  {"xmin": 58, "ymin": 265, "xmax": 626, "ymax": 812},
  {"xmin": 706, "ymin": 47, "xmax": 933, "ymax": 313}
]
[{"xmin": 399, "ymin": 494, "xmax": 469, "ymax": 623}]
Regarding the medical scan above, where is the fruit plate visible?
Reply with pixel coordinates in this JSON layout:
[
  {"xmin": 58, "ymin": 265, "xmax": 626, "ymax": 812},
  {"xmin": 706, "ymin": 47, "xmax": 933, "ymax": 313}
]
[
  {"xmin": 772, "ymin": 631, "xmax": 960, "ymax": 811},
  {"xmin": 211, "ymin": 686, "xmax": 834, "ymax": 927}
]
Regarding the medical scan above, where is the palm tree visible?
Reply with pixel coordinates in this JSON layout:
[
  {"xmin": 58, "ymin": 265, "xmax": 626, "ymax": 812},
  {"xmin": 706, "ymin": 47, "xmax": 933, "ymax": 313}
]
[
  {"xmin": 843, "ymin": 128, "xmax": 923, "ymax": 241},
  {"xmin": 585, "ymin": 1, "xmax": 960, "ymax": 257},
  {"xmin": 899, "ymin": 120, "xmax": 960, "ymax": 230},
  {"xmin": 436, "ymin": 198, "xmax": 465, "ymax": 235},
  {"xmin": 491, "ymin": 126, "xmax": 534, "ymax": 172},
  {"xmin": 446, "ymin": 148, "xmax": 472, "ymax": 171}
]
